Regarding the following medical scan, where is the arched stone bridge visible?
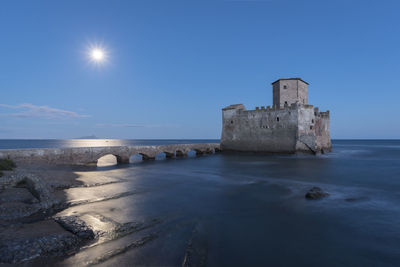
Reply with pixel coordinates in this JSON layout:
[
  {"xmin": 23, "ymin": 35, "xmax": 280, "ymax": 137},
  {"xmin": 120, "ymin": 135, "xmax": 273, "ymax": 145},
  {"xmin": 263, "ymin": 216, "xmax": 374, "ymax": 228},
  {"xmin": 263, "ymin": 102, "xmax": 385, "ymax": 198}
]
[{"xmin": 0, "ymin": 143, "xmax": 221, "ymax": 165}]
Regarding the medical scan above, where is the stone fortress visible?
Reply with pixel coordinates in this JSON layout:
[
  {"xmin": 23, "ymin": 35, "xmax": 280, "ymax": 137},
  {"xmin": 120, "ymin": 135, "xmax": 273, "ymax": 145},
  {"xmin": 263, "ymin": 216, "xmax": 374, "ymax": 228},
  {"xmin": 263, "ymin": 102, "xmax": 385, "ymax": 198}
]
[{"xmin": 221, "ymin": 78, "xmax": 331, "ymax": 154}]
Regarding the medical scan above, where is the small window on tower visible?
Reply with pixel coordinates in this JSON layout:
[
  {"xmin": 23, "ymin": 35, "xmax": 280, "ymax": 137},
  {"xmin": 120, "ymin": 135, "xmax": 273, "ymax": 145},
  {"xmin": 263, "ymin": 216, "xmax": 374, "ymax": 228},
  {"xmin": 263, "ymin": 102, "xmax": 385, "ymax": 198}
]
[
  {"xmin": 231, "ymin": 120, "xmax": 233, "ymax": 124},
  {"xmin": 284, "ymin": 101, "xmax": 288, "ymax": 105},
  {"xmin": 283, "ymin": 85, "xmax": 287, "ymax": 89},
  {"xmin": 277, "ymin": 117, "xmax": 279, "ymax": 122}
]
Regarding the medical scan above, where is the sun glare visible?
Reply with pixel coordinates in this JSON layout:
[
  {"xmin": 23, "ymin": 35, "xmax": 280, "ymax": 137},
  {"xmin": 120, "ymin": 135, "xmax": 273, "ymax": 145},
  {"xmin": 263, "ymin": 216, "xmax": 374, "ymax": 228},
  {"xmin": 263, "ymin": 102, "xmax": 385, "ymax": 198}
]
[
  {"xmin": 91, "ymin": 49, "xmax": 104, "ymax": 61},
  {"xmin": 87, "ymin": 44, "xmax": 108, "ymax": 65}
]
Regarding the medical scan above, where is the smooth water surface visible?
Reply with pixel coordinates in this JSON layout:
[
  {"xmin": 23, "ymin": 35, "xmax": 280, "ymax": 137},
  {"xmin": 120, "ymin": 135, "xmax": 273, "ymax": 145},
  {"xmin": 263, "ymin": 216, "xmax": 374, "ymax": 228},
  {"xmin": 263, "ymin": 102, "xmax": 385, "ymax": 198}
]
[{"xmin": 31, "ymin": 140, "xmax": 400, "ymax": 266}]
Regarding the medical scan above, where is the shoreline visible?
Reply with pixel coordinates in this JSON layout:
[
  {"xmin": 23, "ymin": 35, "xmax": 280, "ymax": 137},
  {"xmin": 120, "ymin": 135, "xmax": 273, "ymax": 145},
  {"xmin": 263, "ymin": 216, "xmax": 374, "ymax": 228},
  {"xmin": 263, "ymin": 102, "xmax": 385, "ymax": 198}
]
[{"xmin": 0, "ymin": 144, "xmax": 220, "ymax": 264}]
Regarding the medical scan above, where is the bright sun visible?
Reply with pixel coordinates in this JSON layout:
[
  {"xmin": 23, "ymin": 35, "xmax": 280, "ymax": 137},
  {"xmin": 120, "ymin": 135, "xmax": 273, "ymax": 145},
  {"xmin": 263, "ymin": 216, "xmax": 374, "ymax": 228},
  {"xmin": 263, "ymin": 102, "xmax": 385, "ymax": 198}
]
[
  {"xmin": 91, "ymin": 48, "xmax": 104, "ymax": 62},
  {"xmin": 86, "ymin": 44, "xmax": 108, "ymax": 65}
]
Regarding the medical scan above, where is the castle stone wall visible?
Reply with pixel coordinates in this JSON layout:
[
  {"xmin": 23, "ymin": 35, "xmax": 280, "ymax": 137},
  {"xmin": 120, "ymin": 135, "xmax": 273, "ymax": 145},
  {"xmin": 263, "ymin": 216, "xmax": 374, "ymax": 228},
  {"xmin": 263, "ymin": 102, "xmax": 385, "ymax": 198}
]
[
  {"xmin": 222, "ymin": 105, "xmax": 298, "ymax": 152},
  {"xmin": 296, "ymin": 105, "xmax": 317, "ymax": 152},
  {"xmin": 221, "ymin": 104, "xmax": 331, "ymax": 154},
  {"xmin": 314, "ymin": 110, "xmax": 332, "ymax": 152},
  {"xmin": 221, "ymin": 78, "xmax": 331, "ymax": 154}
]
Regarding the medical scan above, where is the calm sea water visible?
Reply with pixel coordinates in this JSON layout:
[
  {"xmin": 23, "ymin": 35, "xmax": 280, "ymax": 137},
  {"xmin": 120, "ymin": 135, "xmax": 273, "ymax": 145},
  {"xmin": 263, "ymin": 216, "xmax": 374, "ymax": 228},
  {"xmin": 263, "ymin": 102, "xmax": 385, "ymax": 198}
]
[{"xmin": 5, "ymin": 139, "xmax": 400, "ymax": 266}]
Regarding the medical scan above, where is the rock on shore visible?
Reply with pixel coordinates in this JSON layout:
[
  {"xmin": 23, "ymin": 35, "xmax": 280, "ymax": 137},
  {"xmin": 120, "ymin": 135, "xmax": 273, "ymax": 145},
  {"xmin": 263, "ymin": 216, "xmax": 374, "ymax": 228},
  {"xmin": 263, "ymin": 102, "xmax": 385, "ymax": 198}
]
[
  {"xmin": 0, "ymin": 220, "xmax": 79, "ymax": 264},
  {"xmin": 0, "ymin": 167, "xmax": 86, "ymax": 263}
]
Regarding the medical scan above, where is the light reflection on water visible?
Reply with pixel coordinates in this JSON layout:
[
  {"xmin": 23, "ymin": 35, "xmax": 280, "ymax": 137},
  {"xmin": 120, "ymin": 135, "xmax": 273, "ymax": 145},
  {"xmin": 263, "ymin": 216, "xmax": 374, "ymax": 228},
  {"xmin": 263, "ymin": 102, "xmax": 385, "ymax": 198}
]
[
  {"xmin": 52, "ymin": 140, "xmax": 400, "ymax": 266},
  {"xmin": 97, "ymin": 154, "xmax": 118, "ymax": 167},
  {"xmin": 0, "ymin": 139, "xmax": 219, "ymax": 149}
]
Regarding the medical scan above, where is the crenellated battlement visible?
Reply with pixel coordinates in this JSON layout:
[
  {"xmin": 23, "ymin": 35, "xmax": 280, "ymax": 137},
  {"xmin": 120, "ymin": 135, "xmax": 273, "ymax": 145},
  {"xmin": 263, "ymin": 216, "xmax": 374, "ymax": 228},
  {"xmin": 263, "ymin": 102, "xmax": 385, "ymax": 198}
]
[
  {"xmin": 314, "ymin": 107, "xmax": 330, "ymax": 118},
  {"xmin": 251, "ymin": 103, "xmax": 317, "ymax": 114}
]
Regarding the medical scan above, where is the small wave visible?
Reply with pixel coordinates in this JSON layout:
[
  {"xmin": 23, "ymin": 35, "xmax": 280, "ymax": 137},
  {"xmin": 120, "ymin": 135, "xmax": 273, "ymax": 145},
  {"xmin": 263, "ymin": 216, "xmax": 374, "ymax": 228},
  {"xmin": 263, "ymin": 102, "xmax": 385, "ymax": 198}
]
[
  {"xmin": 334, "ymin": 144, "xmax": 400, "ymax": 149},
  {"xmin": 237, "ymin": 161, "xmax": 279, "ymax": 166},
  {"xmin": 322, "ymin": 149, "xmax": 371, "ymax": 158}
]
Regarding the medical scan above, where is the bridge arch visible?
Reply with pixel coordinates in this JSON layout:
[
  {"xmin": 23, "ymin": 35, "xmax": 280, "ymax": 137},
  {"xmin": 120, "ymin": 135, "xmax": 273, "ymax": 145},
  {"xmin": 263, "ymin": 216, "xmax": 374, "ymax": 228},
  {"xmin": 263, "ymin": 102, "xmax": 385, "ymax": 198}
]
[
  {"xmin": 155, "ymin": 152, "xmax": 166, "ymax": 160},
  {"xmin": 129, "ymin": 153, "xmax": 143, "ymax": 163},
  {"xmin": 187, "ymin": 149, "xmax": 197, "ymax": 157},
  {"xmin": 96, "ymin": 154, "xmax": 129, "ymax": 166}
]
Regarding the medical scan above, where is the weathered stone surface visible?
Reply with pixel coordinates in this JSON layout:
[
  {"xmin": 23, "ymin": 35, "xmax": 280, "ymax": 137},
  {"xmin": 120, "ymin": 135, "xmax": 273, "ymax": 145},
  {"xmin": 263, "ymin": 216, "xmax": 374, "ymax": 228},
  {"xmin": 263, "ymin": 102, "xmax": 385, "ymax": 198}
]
[
  {"xmin": 55, "ymin": 216, "xmax": 95, "ymax": 240},
  {"xmin": 305, "ymin": 187, "xmax": 329, "ymax": 200},
  {"xmin": 0, "ymin": 220, "xmax": 79, "ymax": 264},
  {"xmin": 0, "ymin": 202, "xmax": 42, "ymax": 221},
  {"xmin": 0, "ymin": 170, "xmax": 69, "ymax": 222},
  {"xmin": 54, "ymin": 213, "xmax": 153, "ymax": 245},
  {"xmin": 0, "ymin": 143, "xmax": 220, "ymax": 165},
  {"xmin": 272, "ymin": 78, "xmax": 309, "ymax": 108},
  {"xmin": 0, "ymin": 187, "xmax": 38, "ymax": 204},
  {"xmin": 221, "ymin": 79, "xmax": 331, "ymax": 154}
]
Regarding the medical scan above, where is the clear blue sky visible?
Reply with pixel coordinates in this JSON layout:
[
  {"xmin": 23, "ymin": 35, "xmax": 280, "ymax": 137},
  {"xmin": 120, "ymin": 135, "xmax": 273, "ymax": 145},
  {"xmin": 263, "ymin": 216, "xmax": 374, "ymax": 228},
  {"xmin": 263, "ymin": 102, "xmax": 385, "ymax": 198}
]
[{"xmin": 0, "ymin": 0, "xmax": 399, "ymax": 139}]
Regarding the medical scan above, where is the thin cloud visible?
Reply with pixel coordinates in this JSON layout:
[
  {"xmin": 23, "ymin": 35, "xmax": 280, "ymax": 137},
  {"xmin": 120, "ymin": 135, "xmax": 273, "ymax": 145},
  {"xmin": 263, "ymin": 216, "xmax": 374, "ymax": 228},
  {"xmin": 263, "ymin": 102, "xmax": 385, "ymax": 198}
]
[{"xmin": 0, "ymin": 103, "xmax": 90, "ymax": 119}]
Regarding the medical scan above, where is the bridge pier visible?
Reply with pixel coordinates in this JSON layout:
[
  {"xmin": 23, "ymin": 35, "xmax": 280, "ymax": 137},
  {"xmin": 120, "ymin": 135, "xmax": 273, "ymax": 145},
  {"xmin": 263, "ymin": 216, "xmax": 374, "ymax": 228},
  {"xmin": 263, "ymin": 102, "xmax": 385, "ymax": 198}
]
[
  {"xmin": 141, "ymin": 154, "xmax": 155, "ymax": 161},
  {"xmin": 195, "ymin": 149, "xmax": 204, "ymax": 156},
  {"xmin": 115, "ymin": 155, "xmax": 130, "ymax": 164},
  {"xmin": 164, "ymin": 152, "xmax": 175, "ymax": 159},
  {"xmin": 204, "ymin": 148, "xmax": 214, "ymax": 154},
  {"xmin": 175, "ymin": 150, "xmax": 187, "ymax": 157}
]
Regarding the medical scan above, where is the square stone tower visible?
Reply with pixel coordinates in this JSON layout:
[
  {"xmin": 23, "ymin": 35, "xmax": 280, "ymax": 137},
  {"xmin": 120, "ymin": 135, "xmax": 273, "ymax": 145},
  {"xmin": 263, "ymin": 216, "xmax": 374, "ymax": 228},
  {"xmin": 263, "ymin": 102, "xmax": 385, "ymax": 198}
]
[{"xmin": 272, "ymin": 78, "xmax": 309, "ymax": 108}]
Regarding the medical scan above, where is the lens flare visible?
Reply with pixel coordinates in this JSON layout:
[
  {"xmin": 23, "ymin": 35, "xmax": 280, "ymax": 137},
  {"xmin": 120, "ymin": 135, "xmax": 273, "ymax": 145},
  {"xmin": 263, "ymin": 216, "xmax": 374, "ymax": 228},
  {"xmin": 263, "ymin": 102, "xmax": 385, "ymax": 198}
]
[
  {"xmin": 86, "ymin": 43, "xmax": 109, "ymax": 66},
  {"xmin": 91, "ymin": 49, "xmax": 104, "ymax": 62}
]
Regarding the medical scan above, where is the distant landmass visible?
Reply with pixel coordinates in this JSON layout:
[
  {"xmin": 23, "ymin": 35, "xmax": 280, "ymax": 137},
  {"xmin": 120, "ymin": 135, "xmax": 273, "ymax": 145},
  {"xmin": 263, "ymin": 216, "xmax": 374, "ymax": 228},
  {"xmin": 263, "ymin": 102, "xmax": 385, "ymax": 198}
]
[{"xmin": 75, "ymin": 135, "xmax": 98, "ymax": 139}]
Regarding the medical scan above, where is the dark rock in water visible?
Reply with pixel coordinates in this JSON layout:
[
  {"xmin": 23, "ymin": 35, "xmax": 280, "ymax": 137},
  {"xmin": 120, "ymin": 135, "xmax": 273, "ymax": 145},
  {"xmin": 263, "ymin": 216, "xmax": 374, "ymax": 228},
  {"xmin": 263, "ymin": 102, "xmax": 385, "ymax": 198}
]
[
  {"xmin": 305, "ymin": 187, "xmax": 329, "ymax": 200},
  {"xmin": 54, "ymin": 216, "xmax": 95, "ymax": 240},
  {"xmin": 345, "ymin": 196, "xmax": 369, "ymax": 202}
]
